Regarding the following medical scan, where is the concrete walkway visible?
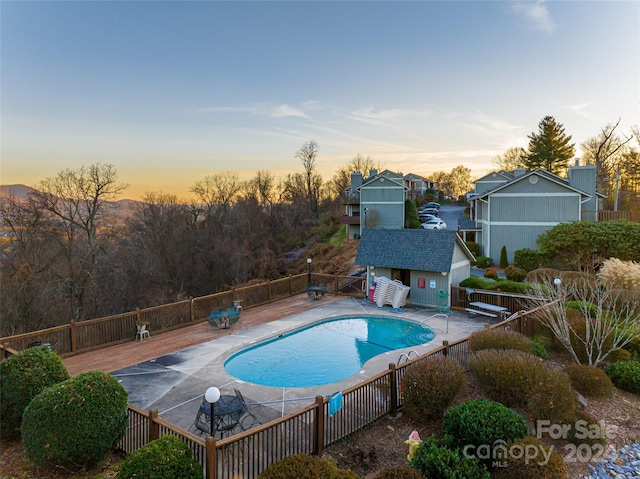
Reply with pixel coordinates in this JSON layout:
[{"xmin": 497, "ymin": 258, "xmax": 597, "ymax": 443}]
[{"xmin": 111, "ymin": 297, "xmax": 491, "ymax": 433}]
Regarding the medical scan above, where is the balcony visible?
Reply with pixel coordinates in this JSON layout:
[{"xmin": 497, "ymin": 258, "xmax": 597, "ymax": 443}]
[{"xmin": 339, "ymin": 215, "xmax": 361, "ymax": 225}]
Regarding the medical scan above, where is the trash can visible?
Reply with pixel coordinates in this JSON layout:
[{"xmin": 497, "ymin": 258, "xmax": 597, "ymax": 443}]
[{"xmin": 369, "ymin": 284, "xmax": 376, "ymax": 301}]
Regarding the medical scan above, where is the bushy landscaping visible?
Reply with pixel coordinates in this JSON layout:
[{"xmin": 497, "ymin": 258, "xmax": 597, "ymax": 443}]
[
  {"xmin": 22, "ymin": 370, "xmax": 128, "ymax": 469},
  {"xmin": 401, "ymin": 356, "xmax": 466, "ymax": 421},
  {"xmin": 119, "ymin": 435, "xmax": 203, "ymax": 479},
  {"xmin": 0, "ymin": 345, "xmax": 70, "ymax": 440}
]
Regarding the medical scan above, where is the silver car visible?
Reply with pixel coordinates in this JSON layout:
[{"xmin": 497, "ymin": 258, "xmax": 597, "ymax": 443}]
[{"xmin": 420, "ymin": 219, "xmax": 447, "ymax": 230}]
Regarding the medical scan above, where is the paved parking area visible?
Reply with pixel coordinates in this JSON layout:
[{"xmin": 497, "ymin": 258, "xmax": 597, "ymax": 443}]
[{"xmin": 111, "ymin": 297, "xmax": 491, "ymax": 433}]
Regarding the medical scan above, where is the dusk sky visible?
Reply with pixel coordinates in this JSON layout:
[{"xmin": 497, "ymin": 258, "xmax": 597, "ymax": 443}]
[{"xmin": 2, "ymin": 1, "xmax": 638, "ymax": 200}]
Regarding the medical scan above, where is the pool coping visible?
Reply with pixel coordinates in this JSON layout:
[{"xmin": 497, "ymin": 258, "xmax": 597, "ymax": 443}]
[{"xmin": 111, "ymin": 297, "xmax": 491, "ymax": 431}]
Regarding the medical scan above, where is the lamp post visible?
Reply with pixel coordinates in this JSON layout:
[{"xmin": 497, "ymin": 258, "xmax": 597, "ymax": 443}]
[
  {"xmin": 205, "ymin": 386, "xmax": 221, "ymax": 437},
  {"xmin": 307, "ymin": 258, "xmax": 312, "ymax": 286}
]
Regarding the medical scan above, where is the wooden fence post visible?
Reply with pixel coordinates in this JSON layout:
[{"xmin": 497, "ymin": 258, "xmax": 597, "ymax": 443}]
[
  {"xmin": 206, "ymin": 436, "xmax": 217, "ymax": 479},
  {"xmin": 70, "ymin": 320, "xmax": 77, "ymax": 353},
  {"xmin": 389, "ymin": 364, "xmax": 398, "ymax": 417},
  {"xmin": 149, "ymin": 410, "xmax": 160, "ymax": 441},
  {"xmin": 442, "ymin": 340, "xmax": 449, "ymax": 357},
  {"xmin": 190, "ymin": 298, "xmax": 195, "ymax": 322},
  {"xmin": 314, "ymin": 395, "xmax": 325, "ymax": 456},
  {"xmin": 136, "ymin": 307, "xmax": 142, "ymax": 324}
]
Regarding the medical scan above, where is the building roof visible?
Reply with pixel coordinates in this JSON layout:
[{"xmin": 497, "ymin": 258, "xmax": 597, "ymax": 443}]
[
  {"xmin": 475, "ymin": 168, "xmax": 591, "ymax": 200},
  {"xmin": 355, "ymin": 228, "xmax": 471, "ymax": 273}
]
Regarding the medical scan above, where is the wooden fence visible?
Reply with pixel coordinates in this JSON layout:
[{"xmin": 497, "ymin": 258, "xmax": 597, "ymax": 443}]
[
  {"xmin": 2, "ymin": 280, "xmax": 551, "ymax": 478},
  {"xmin": 0, "ymin": 273, "xmax": 365, "ymax": 356},
  {"xmin": 115, "ymin": 303, "xmax": 549, "ymax": 479}
]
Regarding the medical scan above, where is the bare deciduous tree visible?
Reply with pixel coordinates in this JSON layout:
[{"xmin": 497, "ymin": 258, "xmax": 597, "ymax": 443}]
[
  {"xmin": 31, "ymin": 163, "xmax": 128, "ymax": 320},
  {"xmin": 491, "ymin": 147, "xmax": 527, "ymax": 171},
  {"xmin": 527, "ymin": 276, "xmax": 640, "ymax": 367}
]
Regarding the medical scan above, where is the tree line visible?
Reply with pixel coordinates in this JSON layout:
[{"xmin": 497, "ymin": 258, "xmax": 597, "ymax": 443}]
[{"xmin": 2, "ymin": 116, "xmax": 638, "ymax": 335}]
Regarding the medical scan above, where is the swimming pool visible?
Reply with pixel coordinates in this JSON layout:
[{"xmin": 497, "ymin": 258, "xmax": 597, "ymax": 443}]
[{"xmin": 224, "ymin": 315, "xmax": 435, "ymax": 388}]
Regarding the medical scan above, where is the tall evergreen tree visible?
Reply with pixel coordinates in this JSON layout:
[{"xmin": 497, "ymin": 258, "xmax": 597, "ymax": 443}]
[{"xmin": 523, "ymin": 116, "xmax": 575, "ymax": 175}]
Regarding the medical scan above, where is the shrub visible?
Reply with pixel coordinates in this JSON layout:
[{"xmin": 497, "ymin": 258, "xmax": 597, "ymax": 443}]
[
  {"xmin": 402, "ymin": 356, "xmax": 466, "ymax": 422},
  {"xmin": 468, "ymin": 350, "xmax": 578, "ymax": 421},
  {"xmin": 459, "ymin": 277, "xmax": 496, "ymax": 290},
  {"xmin": 410, "ymin": 435, "xmax": 490, "ymax": 479},
  {"xmin": 564, "ymin": 409, "xmax": 607, "ymax": 447},
  {"xmin": 484, "ymin": 268, "xmax": 499, "ymax": 281},
  {"xmin": 605, "ymin": 360, "xmax": 640, "ymax": 394},
  {"xmin": 0, "ymin": 345, "xmax": 70, "ymax": 439},
  {"xmin": 485, "ymin": 280, "xmax": 534, "ymax": 295},
  {"xmin": 499, "ymin": 246, "xmax": 509, "ymax": 269},
  {"xmin": 22, "ymin": 370, "xmax": 128, "ymax": 468},
  {"xmin": 443, "ymin": 399, "xmax": 528, "ymax": 454},
  {"xmin": 468, "ymin": 329, "xmax": 532, "ymax": 354},
  {"xmin": 526, "ymin": 369, "xmax": 578, "ymax": 423},
  {"xmin": 374, "ymin": 465, "xmax": 426, "ymax": 479},
  {"xmin": 491, "ymin": 436, "xmax": 567, "ymax": 479},
  {"xmin": 598, "ymin": 258, "xmax": 640, "ymax": 293},
  {"xmin": 257, "ymin": 454, "xmax": 358, "ymax": 479},
  {"xmin": 504, "ymin": 265, "xmax": 527, "ymax": 282},
  {"xmin": 119, "ymin": 435, "xmax": 203, "ymax": 479},
  {"xmin": 563, "ymin": 364, "xmax": 614, "ymax": 397},
  {"xmin": 476, "ymin": 256, "xmax": 494, "ymax": 268},
  {"xmin": 514, "ymin": 249, "xmax": 547, "ymax": 272},
  {"xmin": 526, "ymin": 268, "xmax": 563, "ymax": 285},
  {"xmin": 466, "ymin": 241, "xmax": 481, "ymax": 257},
  {"xmin": 530, "ymin": 338, "xmax": 549, "ymax": 360}
]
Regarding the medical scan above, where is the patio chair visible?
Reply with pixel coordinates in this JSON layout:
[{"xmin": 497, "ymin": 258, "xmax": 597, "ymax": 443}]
[
  {"xmin": 234, "ymin": 388, "xmax": 262, "ymax": 431},
  {"xmin": 136, "ymin": 323, "xmax": 150, "ymax": 341}
]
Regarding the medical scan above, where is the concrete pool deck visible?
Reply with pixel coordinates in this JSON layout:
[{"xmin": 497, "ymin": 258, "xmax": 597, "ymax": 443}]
[{"xmin": 111, "ymin": 297, "xmax": 492, "ymax": 434}]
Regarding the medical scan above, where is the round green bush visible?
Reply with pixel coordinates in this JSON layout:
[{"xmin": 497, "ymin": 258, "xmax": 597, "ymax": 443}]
[
  {"xmin": 475, "ymin": 256, "xmax": 494, "ymax": 269},
  {"xmin": 257, "ymin": 454, "xmax": 358, "ymax": 479},
  {"xmin": 563, "ymin": 364, "xmax": 614, "ymax": 397},
  {"xmin": 504, "ymin": 265, "xmax": 527, "ymax": 282},
  {"xmin": 605, "ymin": 360, "xmax": 640, "ymax": 394},
  {"xmin": 485, "ymin": 280, "xmax": 534, "ymax": 295},
  {"xmin": 402, "ymin": 356, "xmax": 466, "ymax": 422},
  {"xmin": 468, "ymin": 329, "xmax": 532, "ymax": 354},
  {"xmin": 514, "ymin": 249, "xmax": 547, "ymax": 272},
  {"xmin": 459, "ymin": 276, "xmax": 497, "ymax": 290},
  {"xmin": 22, "ymin": 370, "xmax": 128, "ymax": 468},
  {"xmin": 0, "ymin": 345, "xmax": 70, "ymax": 439},
  {"xmin": 491, "ymin": 436, "xmax": 567, "ymax": 479},
  {"xmin": 373, "ymin": 465, "xmax": 426, "ymax": 479},
  {"xmin": 484, "ymin": 268, "xmax": 499, "ymax": 281},
  {"xmin": 443, "ymin": 399, "xmax": 528, "ymax": 454},
  {"xmin": 119, "ymin": 435, "xmax": 203, "ymax": 479},
  {"xmin": 410, "ymin": 435, "xmax": 490, "ymax": 479}
]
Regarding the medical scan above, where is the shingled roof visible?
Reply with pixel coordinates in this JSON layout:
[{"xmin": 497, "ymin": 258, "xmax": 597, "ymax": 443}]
[{"xmin": 355, "ymin": 228, "xmax": 463, "ymax": 273}]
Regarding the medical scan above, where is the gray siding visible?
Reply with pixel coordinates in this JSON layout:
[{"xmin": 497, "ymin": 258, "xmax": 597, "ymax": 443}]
[
  {"xmin": 408, "ymin": 271, "xmax": 450, "ymax": 307},
  {"xmin": 489, "ymin": 195, "xmax": 580, "ymax": 222},
  {"xmin": 488, "ymin": 225, "xmax": 551, "ymax": 263}
]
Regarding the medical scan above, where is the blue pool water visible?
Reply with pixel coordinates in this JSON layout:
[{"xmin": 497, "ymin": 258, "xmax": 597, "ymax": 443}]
[{"xmin": 224, "ymin": 316, "xmax": 435, "ymax": 388}]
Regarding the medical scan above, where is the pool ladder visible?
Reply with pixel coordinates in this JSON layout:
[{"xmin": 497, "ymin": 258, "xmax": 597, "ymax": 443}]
[
  {"xmin": 397, "ymin": 350, "xmax": 419, "ymax": 365},
  {"xmin": 419, "ymin": 313, "xmax": 449, "ymax": 334}
]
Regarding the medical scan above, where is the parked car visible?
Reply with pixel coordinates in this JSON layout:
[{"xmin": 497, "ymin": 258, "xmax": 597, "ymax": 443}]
[
  {"xmin": 418, "ymin": 213, "xmax": 437, "ymax": 222},
  {"xmin": 421, "ymin": 219, "xmax": 447, "ymax": 230},
  {"xmin": 425, "ymin": 202, "xmax": 440, "ymax": 209},
  {"xmin": 420, "ymin": 207, "xmax": 439, "ymax": 216}
]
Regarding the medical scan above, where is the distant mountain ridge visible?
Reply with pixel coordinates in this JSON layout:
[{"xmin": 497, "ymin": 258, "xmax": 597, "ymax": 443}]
[
  {"xmin": 0, "ymin": 184, "xmax": 140, "ymax": 217},
  {"xmin": 0, "ymin": 184, "xmax": 35, "ymax": 199}
]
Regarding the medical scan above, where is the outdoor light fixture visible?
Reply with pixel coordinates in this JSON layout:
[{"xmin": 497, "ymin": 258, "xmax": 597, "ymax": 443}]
[
  {"xmin": 363, "ymin": 208, "xmax": 368, "ymax": 229},
  {"xmin": 554, "ymin": 278, "xmax": 562, "ymax": 286},
  {"xmin": 205, "ymin": 386, "xmax": 221, "ymax": 436},
  {"xmin": 307, "ymin": 258, "xmax": 312, "ymax": 286}
]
